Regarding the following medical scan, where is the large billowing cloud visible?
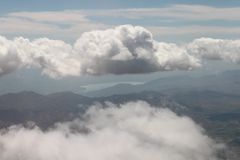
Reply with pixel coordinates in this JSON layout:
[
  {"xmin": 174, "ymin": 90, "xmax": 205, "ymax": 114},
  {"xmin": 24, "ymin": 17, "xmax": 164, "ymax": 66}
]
[
  {"xmin": 0, "ymin": 36, "xmax": 81, "ymax": 78},
  {"xmin": 0, "ymin": 101, "xmax": 221, "ymax": 160},
  {"xmin": 0, "ymin": 36, "xmax": 22, "ymax": 76},
  {"xmin": 187, "ymin": 38, "xmax": 240, "ymax": 63},
  {"xmin": 73, "ymin": 25, "xmax": 200, "ymax": 75},
  {"xmin": 0, "ymin": 25, "xmax": 240, "ymax": 78}
]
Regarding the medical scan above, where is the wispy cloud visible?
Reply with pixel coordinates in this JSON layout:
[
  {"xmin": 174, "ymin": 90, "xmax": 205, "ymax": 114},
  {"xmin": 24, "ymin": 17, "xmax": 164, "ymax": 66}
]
[
  {"xmin": 9, "ymin": 11, "xmax": 89, "ymax": 24},
  {"xmin": 0, "ymin": 17, "xmax": 58, "ymax": 35},
  {"xmin": 0, "ymin": 5, "xmax": 239, "ymax": 40},
  {"xmin": 81, "ymin": 5, "xmax": 240, "ymax": 21},
  {"xmin": 147, "ymin": 26, "xmax": 240, "ymax": 36},
  {"xmin": 0, "ymin": 11, "xmax": 108, "ymax": 39}
]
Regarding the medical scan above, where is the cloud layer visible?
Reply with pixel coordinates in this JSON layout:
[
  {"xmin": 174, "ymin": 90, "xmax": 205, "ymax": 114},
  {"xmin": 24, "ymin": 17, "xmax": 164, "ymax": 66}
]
[
  {"xmin": 3, "ymin": 5, "xmax": 240, "ymax": 39},
  {"xmin": 0, "ymin": 101, "xmax": 220, "ymax": 160},
  {"xmin": 0, "ymin": 25, "xmax": 240, "ymax": 78}
]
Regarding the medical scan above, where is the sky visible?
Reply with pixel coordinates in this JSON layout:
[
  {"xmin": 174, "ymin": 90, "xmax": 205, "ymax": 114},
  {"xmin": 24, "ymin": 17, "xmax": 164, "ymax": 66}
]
[
  {"xmin": 1, "ymin": 0, "xmax": 240, "ymax": 42},
  {"xmin": 0, "ymin": 0, "xmax": 240, "ymax": 94}
]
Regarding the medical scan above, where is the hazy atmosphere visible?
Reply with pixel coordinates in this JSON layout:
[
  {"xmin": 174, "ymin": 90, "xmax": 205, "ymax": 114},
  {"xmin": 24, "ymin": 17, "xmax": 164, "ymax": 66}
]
[{"xmin": 0, "ymin": 0, "xmax": 240, "ymax": 160}]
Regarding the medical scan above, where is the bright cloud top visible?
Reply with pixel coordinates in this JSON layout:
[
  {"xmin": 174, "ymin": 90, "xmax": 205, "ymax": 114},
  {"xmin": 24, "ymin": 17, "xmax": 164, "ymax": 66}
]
[
  {"xmin": 0, "ymin": 101, "xmax": 220, "ymax": 160},
  {"xmin": 0, "ymin": 25, "xmax": 240, "ymax": 78}
]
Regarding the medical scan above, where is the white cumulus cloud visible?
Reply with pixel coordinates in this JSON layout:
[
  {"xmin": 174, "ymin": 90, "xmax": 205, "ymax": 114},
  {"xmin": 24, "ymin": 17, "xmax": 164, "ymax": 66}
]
[
  {"xmin": 0, "ymin": 101, "xmax": 221, "ymax": 160},
  {"xmin": 0, "ymin": 36, "xmax": 81, "ymax": 78},
  {"xmin": 74, "ymin": 25, "xmax": 200, "ymax": 75},
  {"xmin": 1, "ymin": 25, "xmax": 240, "ymax": 78},
  {"xmin": 187, "ymin": 37, "xmax": 240, "ymax": 63},
  {"xmin": 0, "ymin": 36, "xmax": 23, "ymax": 76}
]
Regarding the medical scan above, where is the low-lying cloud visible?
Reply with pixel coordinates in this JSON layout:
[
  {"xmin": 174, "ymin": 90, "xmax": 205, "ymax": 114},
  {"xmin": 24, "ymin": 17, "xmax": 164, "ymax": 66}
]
[
  {"xmin": 0, "ymin": 25, "xmax": 240, "ymax": 78},
  {"xmin": 0, "ymin": 101, "xmax": 220, "ymax": 160}
]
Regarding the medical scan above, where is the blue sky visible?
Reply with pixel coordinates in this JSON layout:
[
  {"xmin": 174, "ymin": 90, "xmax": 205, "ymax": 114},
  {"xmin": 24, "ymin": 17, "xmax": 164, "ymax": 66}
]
[
  {"xmin": 0, "ymin": 0, "xmax": 240, "ymax": 42},
  {"xmin": 0, "ymin": 0, "xmax": 240, "ymax": 94},
  {"xmin": 1, "ymin": 0, "xmax": 240, "ymax": 12}
]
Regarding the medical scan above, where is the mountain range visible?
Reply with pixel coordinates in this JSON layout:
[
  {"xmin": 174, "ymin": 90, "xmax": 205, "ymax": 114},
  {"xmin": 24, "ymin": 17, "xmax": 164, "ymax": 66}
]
[{"xmin": 84, "ymin": 70, "xmax": 240, "ymax": 97}]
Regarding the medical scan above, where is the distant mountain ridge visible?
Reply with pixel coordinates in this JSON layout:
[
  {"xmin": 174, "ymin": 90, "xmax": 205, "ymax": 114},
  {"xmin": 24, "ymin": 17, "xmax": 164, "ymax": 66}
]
[
  {"xmin": 84, "ymin": 70, "xmax": 240, "ymax": 97},
  {"xmin": 0, "ymin": 89, "xmax": 240, "ymax": 128},
  {"xmin": 0, "ymin": 91, "xmax": 180, "ymax": 129}
]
